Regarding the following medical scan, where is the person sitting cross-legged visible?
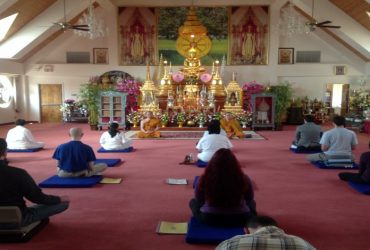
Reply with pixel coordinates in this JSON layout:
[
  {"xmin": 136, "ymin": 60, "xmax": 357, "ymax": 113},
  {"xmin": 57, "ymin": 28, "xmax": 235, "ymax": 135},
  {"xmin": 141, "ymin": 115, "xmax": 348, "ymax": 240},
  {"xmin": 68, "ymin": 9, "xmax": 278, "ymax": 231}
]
[
  {"xmin": 307, "ymin": 115, "xmax": 358, "ymax": 162},
  {"xmin": 99, "ymin": 122, "xmax": 132, "ymax": 150},
  {"xmin": 0, "ymin": 138, "xmax": 69, "ymax": 227},
  {"xmin": 216, "ymin": 215, "xmax": 316, "ymax": 250},
  {"xmin": 338, "ymin": 141, "xmax": 370, "ymax": 184},
  {"xmin": 53, "ymin": 128, "xmax": 107, "ymax": 177},
  {"xmin": 291, "ymin": 115, "xmax": 321, "ymax": 151},
  {"xmin": 6, "ymin": 119, "xmax": 45, "ymax": 150},
  {"xmin": 190, "ymin": 148, "xmax": 256, "ymax": 227},
  {"xmin": 137, "ymin": 111, "xmax": 161, "ymax": 138},
  {"xmin": 220, "ymin": 112, "xmax": 245, "ymax": 139},
  {"xmin": 196, "ymin": 120, "xmax": 232, "ymax": 162}
]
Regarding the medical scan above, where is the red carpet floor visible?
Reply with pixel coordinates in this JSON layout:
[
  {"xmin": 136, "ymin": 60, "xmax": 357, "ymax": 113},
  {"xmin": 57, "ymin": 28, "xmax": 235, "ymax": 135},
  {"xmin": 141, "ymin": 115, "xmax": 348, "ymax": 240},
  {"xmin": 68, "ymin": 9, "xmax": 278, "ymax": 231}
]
[{"xmin": 0, "ymin": 123, "xmax": 369, "ymax": 250}]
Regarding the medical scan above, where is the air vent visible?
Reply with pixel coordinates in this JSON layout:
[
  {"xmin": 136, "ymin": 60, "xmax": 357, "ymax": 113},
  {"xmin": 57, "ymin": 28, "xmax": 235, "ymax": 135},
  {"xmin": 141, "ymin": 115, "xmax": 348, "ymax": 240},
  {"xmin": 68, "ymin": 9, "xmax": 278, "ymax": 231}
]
[
  {"xmin": 66, "ymin": 52, "xmax": 90, "ymax": 63},
  {"xmin": 296, "ymin": 51, "xmax": 321, "ymax": 63}
]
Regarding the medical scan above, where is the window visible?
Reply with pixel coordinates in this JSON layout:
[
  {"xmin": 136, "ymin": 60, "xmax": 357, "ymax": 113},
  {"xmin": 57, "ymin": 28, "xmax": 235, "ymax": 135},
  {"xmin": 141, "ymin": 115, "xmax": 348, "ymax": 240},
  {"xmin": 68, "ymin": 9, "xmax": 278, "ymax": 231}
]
[
  {"xmin": 331, "ymin": 83, "xmax": 343, "ymax": 108},
  {"xmin": 0, "ymin": 75, "xmax": 14, "ymax": 108},
  {"xmin": 0, "ymin": 13, "xmax": 18, "ymax": 42}
]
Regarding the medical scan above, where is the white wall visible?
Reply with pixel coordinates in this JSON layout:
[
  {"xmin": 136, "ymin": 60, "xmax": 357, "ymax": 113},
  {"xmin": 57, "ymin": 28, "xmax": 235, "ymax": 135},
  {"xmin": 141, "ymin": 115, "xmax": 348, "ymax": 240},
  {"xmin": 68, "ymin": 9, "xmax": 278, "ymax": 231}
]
[{"xmin": 18, "ymin": 0, "xmax": 369, "ymax": 122}]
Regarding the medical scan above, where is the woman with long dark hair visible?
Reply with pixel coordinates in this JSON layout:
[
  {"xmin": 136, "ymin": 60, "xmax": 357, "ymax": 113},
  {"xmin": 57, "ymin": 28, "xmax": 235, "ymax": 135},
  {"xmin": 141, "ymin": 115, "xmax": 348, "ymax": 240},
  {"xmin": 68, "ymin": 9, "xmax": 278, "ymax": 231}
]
[
  {"xmin": 99, "ymin": 122, "xmax": 132, "ymax": 150},
  {"xmin": 190, "ymin": 148, "xmax": 256, "ymax": 226}
]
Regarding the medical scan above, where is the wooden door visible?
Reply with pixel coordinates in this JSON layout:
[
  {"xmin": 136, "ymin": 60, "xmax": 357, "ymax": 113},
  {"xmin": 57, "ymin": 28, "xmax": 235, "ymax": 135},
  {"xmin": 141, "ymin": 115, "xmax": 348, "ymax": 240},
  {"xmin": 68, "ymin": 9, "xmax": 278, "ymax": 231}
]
[{"xmin": 39, "ymin": 84, "xmax": 63, "ymax": 123}]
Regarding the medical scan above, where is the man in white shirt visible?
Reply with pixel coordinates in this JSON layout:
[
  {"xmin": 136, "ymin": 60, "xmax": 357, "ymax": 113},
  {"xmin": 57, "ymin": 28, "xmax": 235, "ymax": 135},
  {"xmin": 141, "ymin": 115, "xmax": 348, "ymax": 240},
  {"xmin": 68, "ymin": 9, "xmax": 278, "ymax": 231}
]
[
  {"xmin": 196, "ymin": 120, "xmax": 232, "ymax": 162},
  {"xmin": 6, "ymin": 119, "xmax": 45, "ymax": 150},
  {"xmin": 307, "ymin": 115, "xmax": 358, "ymax": 162}
]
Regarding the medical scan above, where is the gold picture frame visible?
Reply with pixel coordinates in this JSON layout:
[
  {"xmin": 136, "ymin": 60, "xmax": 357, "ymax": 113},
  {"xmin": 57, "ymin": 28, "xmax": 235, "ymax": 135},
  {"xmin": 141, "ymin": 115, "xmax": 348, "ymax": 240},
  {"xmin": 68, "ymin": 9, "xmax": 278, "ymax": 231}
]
[
  {"xmin": 93, "ymin": 48, "xmax": 109, "ymax": 64},
  {"xmin": 278, "ymin": 48, "xmax": 294, "ymax": 64}
]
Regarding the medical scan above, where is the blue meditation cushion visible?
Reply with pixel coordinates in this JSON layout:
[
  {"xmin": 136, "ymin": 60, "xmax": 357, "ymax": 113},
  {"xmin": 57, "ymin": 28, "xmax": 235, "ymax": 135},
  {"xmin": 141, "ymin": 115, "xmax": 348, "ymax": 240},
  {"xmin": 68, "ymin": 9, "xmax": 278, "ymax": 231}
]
[
  {"xmin": 97, "ymin": 147, "xmax": 134, "ymax": 153},
  {"xmin": 185, "ymin": 217, "xmax": 244, "ymax": 244},
  {"xmin": 327, "ymin": 158, "xmax": 353, "ymax": 163},
  {"xmin": 7, "ymin": 148, "xmax": 43, "ymax": 152},
  {"xmin": 311, "ymin": 161, "xmax": 359, "ymax": 169},
  {"xmin": 39, "ymin": 175, "xmax": 103, "ymax": 188},
  {"xmin": 289, "ymin": 147, "xmax": 322, "ymax": 154},
  {"xmin": 94, "ymin": 158, "xmax": 121, "ymax": 167},
  {"xmin": 348, "ymin": 182, "xmax": 370, "ymax": 195},
  {"xmin": 196, "ymin": 160, "xmax": 208, "ymax": 168},
  {"xmin": 193, "ymin": 176, "xmax": 200, "ymax": 189}
]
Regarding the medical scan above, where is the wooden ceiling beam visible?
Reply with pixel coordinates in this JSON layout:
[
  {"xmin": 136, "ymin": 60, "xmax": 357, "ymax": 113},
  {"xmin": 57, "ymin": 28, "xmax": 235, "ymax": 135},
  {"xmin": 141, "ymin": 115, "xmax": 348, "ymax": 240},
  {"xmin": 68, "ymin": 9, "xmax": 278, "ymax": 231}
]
[{"xmin": 17, "ymin": 2, "xmax": 99, "ymax": 63}]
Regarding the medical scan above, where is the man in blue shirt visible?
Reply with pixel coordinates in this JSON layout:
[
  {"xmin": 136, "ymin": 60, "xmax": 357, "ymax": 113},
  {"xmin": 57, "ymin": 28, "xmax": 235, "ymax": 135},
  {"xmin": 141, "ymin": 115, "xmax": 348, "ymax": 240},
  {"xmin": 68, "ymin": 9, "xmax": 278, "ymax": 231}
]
[
  {"xmin": 307, "ymin": 115, "xmax": 358, "ymax": 162},
  {"xmin": 53, "ymin": 128, "xmax": 107, "ymax": 177}
]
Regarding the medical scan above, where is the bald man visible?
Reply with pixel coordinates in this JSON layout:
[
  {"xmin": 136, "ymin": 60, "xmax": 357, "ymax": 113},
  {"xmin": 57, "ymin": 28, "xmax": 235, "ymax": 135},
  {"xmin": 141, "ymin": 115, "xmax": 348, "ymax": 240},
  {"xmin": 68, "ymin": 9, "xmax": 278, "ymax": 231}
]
[{"xmin": 52, "ymin": 128, "xmax": 107, "ymax": 177}]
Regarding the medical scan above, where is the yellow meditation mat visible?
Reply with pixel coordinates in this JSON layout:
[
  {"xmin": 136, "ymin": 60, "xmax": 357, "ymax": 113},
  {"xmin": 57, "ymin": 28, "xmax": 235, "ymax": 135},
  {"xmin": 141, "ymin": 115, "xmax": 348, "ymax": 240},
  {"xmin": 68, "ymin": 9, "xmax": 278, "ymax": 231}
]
[
  {"xmin": 100, "ymin": 177, "xmax": 122, "ymax": 184},
  {"xmin": 156, "ymin": 221, "xmax": 188, "ymax": 235}
]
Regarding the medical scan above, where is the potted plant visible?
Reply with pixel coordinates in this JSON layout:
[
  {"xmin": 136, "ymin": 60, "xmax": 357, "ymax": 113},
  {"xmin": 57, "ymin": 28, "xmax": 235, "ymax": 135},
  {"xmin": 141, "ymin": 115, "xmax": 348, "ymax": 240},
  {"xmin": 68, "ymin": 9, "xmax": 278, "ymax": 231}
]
[
  {"xmin": 267, "ymin": 83, "xmax": 293, "ymax": 129},
  {"xmin": 79, "ymin": 83, "xmax": 101, "ymax": 130},
  {"xmin": 195, "ymin": 112, "xmax": 206, "ymax": 128},
  {"xmin": 175, "ymin": 112, "xmax": 186, "ymax": 128},
  {"xmin": 160, "ymin": 112, "xmax": 169, "ymax": 127}
]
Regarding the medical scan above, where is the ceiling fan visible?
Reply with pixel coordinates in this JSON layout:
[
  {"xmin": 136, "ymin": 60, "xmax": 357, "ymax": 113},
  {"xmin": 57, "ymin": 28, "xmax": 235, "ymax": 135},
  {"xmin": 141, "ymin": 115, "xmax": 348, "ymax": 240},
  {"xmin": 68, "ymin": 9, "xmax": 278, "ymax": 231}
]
[
  {"xmin": 53, "ymin": 0, "xmax": 89, "ymax": 31},
  {"xmin": 305, "ymin": 0, "xmax": 341, "ymax": 31}
]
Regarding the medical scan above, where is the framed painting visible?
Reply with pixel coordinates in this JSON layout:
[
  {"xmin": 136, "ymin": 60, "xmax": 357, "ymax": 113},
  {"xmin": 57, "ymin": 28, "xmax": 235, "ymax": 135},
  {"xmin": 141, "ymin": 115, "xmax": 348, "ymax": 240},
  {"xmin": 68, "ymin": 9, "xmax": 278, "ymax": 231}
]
[
  {"xmin": 278, "ymin": 48, "xmax": 294, "ymax": 64},
  {"xmin": 118, "ymin": 7, "xmax": 157, "ymax": 65},
  {"xmin": 93, "ymin": 48, "xmax": 109, "ymax": 64},
  {"xmin": 229, "ymin": 6, "xmax": 269, "ymax": 65},
  {"xmin": 334, "ymin": 65, "xmax": 346, "ymax": 75}
]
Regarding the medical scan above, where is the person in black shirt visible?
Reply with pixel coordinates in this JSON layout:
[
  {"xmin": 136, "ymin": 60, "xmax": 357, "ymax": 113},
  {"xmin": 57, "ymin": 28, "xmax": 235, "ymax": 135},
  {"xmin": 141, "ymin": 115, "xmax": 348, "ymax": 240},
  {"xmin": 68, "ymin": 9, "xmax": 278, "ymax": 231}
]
[
  {"xmin": 0, "ymin": 138, "xmax": 69, "ymax": 227},
  {"xmin": 339, "ymin": 141, "xmax": 370, "ymax": 184}
]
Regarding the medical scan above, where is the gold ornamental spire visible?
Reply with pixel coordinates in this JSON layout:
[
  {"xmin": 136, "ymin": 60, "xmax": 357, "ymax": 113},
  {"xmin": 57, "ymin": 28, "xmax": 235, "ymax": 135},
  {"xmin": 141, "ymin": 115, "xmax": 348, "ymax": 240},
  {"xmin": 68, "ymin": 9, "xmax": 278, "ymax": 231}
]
[{"xmin": 178, "ymin": 6, "xmax": 207, "ymax": 37}]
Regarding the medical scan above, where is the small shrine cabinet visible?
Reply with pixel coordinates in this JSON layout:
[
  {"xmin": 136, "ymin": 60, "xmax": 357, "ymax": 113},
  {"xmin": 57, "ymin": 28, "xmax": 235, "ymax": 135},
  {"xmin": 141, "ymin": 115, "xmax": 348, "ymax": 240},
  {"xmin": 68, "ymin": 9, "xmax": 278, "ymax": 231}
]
[
  {"xmin": 98, "ymin": 91, "xmax": 127, "ymax": 128},
  {"xmin": 251, "ymin": 93, "xmax": 276, "ymax": 130}
]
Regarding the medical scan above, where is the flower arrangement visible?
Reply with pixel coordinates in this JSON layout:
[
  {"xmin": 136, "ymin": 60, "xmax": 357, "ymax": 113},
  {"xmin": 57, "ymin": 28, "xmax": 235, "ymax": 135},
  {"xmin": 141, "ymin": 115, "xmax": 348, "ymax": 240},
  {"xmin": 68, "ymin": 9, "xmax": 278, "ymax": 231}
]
[
  {"xmin": 236, "ymin": 111, "xmax": 252, "ymax": 124},
  {"xmin": 242, "ymin": 81, "xmax": 265, "ymax": 112},
  {"xmin": 350, "ymin": 90, "xmax": 370, "ymax": 112},
  {"xmin": 160, "ymin": 112, "xmax": 170, "ymax": 125},
  {"xmin": 126, "ymin": 111, "xmax": 142, "ymax": 126},
  {"xmin": 195, "ymin": 112, "xmax": 207, "ymax": 125},
  {"xmin": 175, "ymin": 112, "xmax": 186, "ymax": 123},
  {"xmin": 64, "ymin": 99, "xmax": 75, "ymax": 104},
  {"xmin": 115, "ymin": 78, "xmax": 142, "ymax": 112}
]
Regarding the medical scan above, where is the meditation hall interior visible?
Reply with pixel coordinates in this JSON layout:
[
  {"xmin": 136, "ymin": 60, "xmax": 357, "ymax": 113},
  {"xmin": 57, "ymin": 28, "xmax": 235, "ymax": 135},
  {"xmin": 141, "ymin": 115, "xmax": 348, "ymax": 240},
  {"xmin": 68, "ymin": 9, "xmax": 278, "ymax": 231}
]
[{"xmin": 0, "ymin": 0, "xmax": 369, "ymax": 249}]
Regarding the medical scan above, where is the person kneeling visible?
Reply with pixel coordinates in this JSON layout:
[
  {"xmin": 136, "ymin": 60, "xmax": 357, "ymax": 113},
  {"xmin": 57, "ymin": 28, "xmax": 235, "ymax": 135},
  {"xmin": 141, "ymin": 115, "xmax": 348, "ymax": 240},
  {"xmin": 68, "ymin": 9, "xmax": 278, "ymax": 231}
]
[
  {"xmin": 137, "ymin": 111, "xmax": 160, "ymax": 138},
  {"xmin": 6, "ymin": 119, "xmax": 45, "ymax": 150},
  {"xmin": 53, "ymin": 128, "xmax": 107, "ymax": 177},
  {"xmin": 0, "ymin": 138, "xmax": 69, "ymax": 227},
  {"xmin": 100, "ymin": 122, "xmax": 132, "ymax": 150},
  {"xmin": 220, "ymin": 112, "xmax": 245, "ymax": 139},
  {"xmin": 189, "ymin": 149, "xmax": 256, "ymax": 227}
]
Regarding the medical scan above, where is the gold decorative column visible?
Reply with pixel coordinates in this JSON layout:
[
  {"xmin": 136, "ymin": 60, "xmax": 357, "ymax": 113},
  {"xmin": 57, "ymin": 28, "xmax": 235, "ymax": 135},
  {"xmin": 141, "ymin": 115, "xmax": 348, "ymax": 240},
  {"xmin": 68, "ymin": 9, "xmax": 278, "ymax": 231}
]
[
  {"xmin": 209, "ymin": 61, "xmax": 226, "ymax": 110},
  {"xmin": 139, "ymin": 64, "xmax": 160, "ymax": 113},
  {"xmin": 157, "ymin": 61, "xmax": 174, "ymax": 110},
  {"xmin": 222, "ymin": 72, "xmax": 244, "ymax": 114}
]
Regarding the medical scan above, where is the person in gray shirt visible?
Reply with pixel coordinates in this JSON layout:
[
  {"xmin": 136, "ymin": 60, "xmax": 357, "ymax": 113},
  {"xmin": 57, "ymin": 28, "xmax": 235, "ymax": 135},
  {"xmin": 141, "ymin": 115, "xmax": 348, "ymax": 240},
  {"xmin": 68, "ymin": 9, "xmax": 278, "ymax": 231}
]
[
  {"xmin": 291, "ymin": 115, "xmax": 321, "ymax": 150},
  {"xmin": 307, "ymin": 115, "xmax": 358, "ymax": 162}
]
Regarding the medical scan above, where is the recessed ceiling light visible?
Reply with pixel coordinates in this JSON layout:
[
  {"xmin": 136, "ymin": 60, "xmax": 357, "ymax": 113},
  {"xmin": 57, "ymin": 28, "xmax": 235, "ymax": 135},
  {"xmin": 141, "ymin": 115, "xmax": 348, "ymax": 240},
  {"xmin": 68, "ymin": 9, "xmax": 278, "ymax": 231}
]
[{"xmin": 367, "ymin": 11, "xmax": 370, "ymax": 18}]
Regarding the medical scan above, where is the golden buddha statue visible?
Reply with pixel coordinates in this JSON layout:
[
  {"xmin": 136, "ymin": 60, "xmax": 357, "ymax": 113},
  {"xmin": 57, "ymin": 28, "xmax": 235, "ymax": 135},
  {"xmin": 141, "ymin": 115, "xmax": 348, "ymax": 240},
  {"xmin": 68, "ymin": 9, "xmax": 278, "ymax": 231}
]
[{"xmin": 181, "ymin": 46, "xmax": 205, "ymax": 78}]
